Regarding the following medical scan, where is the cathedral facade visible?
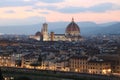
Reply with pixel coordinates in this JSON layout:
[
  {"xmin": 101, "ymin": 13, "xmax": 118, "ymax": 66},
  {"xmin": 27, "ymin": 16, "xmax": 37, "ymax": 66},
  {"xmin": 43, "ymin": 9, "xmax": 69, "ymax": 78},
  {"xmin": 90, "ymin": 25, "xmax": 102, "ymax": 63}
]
[{"xmin": 30, "ymin": 18, "xmax": 83, "ymax": 41}]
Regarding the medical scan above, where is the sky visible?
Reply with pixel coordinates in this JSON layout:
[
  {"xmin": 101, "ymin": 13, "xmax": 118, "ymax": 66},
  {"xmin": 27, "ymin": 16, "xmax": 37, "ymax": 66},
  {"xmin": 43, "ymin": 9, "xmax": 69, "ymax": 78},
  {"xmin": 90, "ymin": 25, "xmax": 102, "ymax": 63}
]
[{"xmin": 0, "ymin": 0, "xmax": 120, "ymax": 26}]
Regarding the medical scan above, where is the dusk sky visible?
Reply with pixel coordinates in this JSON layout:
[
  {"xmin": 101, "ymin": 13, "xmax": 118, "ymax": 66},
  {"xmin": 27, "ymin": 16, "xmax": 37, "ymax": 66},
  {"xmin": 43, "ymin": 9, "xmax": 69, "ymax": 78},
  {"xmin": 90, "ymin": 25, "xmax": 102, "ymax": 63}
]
[{"xmin": 0, "ymin": 0, "xmax": 120, "ymax": 26}]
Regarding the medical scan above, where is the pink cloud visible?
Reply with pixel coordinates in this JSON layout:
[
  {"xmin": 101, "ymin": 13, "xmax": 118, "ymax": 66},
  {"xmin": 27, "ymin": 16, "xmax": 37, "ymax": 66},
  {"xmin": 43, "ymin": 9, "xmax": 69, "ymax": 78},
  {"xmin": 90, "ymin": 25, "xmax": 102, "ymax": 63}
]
[
  {"xmin": 0, "ymin": 0, "xmax": 120, "ymax": 24},
  {"xmin": 45, "ymin": 10, "xmax": 120, "ymax": 23}
]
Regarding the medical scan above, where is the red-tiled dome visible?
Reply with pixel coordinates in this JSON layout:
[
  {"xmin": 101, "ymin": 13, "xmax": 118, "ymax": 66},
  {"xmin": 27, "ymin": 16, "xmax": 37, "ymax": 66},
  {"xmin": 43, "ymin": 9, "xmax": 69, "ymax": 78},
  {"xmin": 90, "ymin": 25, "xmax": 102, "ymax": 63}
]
[
  {"xmin": 65, "ymin": 18, "xmax": 80, "ymax": 36},
  {"xmin": 35, "ymin": 31, "xmax": 42, "ymax": 36}
]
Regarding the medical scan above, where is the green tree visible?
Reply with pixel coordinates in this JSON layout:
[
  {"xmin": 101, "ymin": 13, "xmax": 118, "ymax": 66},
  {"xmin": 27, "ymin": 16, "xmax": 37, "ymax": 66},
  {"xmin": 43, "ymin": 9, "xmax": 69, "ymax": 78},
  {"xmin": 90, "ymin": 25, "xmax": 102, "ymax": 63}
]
[
  {"xmin": 37, "ymin": 54, "xmax": 42, "ymax": 66},
  {"xmin": 14, "ymin": 76, "xmax": 32, "ymax": 80},
  {"xmin": 0, "ymin": 68, "xmax": 4, "ymax": 80}
]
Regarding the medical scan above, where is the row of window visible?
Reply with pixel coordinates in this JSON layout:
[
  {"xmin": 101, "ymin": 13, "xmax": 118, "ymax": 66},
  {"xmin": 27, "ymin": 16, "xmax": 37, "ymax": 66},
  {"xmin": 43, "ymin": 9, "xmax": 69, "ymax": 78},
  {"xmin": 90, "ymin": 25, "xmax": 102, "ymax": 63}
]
[
  {"xmin": 88, "ymin": 63, "xmax": 109, "ymax": 66},
  {"xmin": 0, "ymin": 60, "xmax": 11, "ymax": 63},
  {"xmin": 90, "ymin": 71, "xmax": 102, "ymax": 74},
  {"xmin": 0, "ymin": 56, "xmax": 11, "ymax": 59},
  {"xmin": 88, "ymin": 67, "xmax": 110, "ymax": 69}
]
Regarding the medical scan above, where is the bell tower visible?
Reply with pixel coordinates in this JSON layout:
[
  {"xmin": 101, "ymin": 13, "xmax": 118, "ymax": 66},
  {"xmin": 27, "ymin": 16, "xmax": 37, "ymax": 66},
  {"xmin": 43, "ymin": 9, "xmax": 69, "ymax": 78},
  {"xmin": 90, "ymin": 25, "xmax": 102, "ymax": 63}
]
[{"xmin": 41, "ymin": 23, "xmax": 48, "ymax": 41}]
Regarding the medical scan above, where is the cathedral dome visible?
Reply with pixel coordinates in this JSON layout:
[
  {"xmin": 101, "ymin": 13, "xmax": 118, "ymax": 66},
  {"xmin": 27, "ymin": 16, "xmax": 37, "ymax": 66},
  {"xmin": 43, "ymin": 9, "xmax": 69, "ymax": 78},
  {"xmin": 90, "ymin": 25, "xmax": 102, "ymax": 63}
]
[
  {"xmin": 35, "ymin": 31, "xmax": 42, "ymax": 36},
  {"xmin": 65, "ymin": 18, "xmax": 80, "ymax": 36}
]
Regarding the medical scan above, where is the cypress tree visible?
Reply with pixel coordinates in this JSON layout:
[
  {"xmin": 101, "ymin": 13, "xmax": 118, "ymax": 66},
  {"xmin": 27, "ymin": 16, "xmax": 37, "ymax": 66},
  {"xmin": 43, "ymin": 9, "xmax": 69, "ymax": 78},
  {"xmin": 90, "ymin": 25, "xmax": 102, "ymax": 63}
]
[{"xmin": 37, "ymin": 54, "xmax": 42, "ymax": 66}]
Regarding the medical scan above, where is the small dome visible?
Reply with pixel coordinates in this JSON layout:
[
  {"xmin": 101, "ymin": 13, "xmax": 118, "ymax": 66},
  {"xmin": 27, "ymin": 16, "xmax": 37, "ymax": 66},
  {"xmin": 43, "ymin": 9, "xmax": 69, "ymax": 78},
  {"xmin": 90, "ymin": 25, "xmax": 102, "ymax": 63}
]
[
  {"xmin": 35, "ymin": 31, "xmax": 42, "ymax": 36},
  {"xmin": 65, "ymin": 18, "xmax": 80, "ymax": 36}
]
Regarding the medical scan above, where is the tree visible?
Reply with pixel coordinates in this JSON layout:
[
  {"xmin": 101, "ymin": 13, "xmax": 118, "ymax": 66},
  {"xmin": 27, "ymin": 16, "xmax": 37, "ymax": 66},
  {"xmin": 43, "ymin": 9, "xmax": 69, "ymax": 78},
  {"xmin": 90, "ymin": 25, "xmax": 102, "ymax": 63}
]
[
  {"xmin": 37, "ymin": 54, "xmax": 42, "ymax": 66},
  {"xmin": 0, "ymin": 68, "xmax": 4, "ymax": 80},
  {"xmin": 14, "ymin": 76, "xmax": 32, "ymax": 80}
]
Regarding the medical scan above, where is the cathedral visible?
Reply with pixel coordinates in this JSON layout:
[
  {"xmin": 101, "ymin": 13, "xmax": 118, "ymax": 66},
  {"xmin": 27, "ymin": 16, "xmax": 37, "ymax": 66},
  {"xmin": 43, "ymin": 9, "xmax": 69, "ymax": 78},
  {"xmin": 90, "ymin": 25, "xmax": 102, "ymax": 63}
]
[{"xmin": 30, "ymin": 18, "xmax": 83, "ymax": 41}]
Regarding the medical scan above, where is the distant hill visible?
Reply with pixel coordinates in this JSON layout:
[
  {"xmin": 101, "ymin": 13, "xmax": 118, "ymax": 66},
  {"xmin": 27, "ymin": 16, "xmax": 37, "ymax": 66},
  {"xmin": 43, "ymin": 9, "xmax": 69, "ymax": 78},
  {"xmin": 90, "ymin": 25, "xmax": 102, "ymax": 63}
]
[
  {"xmin": 0, "ymin": 22, "xmax": 120, "ymax": 35},
  {"xmin": 95, "ymin": 23, "xmax": 120, "ymax": 34},
  {"xmin": 49, "ymin": 22, "xmax": 120, "ymax": 36},
  {"xmin": 47, "ymin": 21, "xmax": 99, "ymax": 34}
]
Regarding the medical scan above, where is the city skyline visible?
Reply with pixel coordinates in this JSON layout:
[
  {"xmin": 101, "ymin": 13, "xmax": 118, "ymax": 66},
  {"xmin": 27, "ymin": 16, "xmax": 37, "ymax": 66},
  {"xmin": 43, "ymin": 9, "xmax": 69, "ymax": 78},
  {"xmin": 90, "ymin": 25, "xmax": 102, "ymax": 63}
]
[
  {"xmin": 0, "ymin": 0, "xmax": 120, "ymax": 26},
  {"xmin": 0, "ymin": 1, "xmax": 120, "ymax": 79}
]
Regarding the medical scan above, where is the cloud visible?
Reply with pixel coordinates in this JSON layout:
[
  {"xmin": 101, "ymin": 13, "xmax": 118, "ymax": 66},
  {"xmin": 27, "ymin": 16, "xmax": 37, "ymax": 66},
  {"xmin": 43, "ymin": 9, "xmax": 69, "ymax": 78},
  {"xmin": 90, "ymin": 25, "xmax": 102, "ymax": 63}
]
[
  {"xmin": 4, "ymin": 10, "xmax": 15, "ymax": 13},
  {"xmin": 25, "ymin": 9, "xmax": 34, "ymax": 12},
  {"xmin": 57, "ymin": 7, "xmax": 85, "ymax": 13},
  {"xmin": 33, "ymin": 3, "xmax": 118, "ymax": 14},
  {"xmin": 40, "ymin": 12, "xmax": 49, "ymax": 14},
  {"xmin": 0, "ymin": 0, "xmax": 120, "ymax": 24},
  {"xmin": 23, "ymin": 0, "xmax": 31, "ymax": 2},
  {"xmin": 0, "ymin": 0, "xmax": 64, "ymax": 8},
  {"xmin": 0, "ymin": 16, "xmax": 45, "ymax": 26},
  {"xmin": 56, "ymin": 3, "xmax": 119, "ymax": 13},
  {"xmin": 33, "ymin": 5, "xmax": 57, "ymax": 11},
  {"xmin": 38, "ymin": 0, "xmax": 64, "ymax": 3},
  {"xmin": 88, "ymin": 3, "xmax": 113, "ymax": 12},
  {"xmin": 0, "ymin": 0, "xmax": 37, "ymax": 7},
  {"xmin": 33, "ymin": 2, "xmax": 119, "ymax": 13},
  {"xmin": 112, "ymin": 5, "xmax": 120, "ymax": 10},
  {"xmin": 60, "ymin": 0, "xmax": 120, "ymax": 8}
]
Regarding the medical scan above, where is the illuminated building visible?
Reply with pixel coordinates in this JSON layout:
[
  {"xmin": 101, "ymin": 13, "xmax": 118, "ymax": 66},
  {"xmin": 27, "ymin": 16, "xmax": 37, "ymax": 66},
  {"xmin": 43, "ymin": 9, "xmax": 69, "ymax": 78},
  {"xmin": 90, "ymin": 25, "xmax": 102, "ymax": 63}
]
[
  {"xmin": 0, "ymin": 54, "xmax": 15, "ymax": 67},
  {"xmin": 31, "ymin": 18, "xmax": 83, "ymax": 41},
  {"xmin": 69, "ymin": 55, "xmax": 113, "ymax": 75},
  {"xmin": 65, "ymin": 18, "xmax": 82, "ymax": 41},
  {"xmin": 50, "ymin": 32, "xmax": 55, "ymax": 41},
  {"xmin": 97, "ymin": 54, "xmax": 120, "ymax": 75},
  {"xmin": 69, "ymin": 56, "xmax": 88, "ymax": 73},
  {"xmin": 41, "ymin": 23, "xmax": 49, "ymax": 41},
  {"xmin": 88, "ymin": 59, "xmax": 111, "ymax": 75},
  {"xmin": 21, "ymin": 53, "xmax": 39, "ymax": 68}
]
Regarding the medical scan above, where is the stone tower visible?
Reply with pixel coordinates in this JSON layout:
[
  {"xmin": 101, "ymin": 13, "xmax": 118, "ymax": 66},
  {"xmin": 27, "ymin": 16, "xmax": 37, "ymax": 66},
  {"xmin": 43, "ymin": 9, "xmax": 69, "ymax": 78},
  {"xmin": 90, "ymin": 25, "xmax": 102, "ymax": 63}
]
[{"xmin": 41, "ymin": 23, "xmax": 48, "ymax": 41}]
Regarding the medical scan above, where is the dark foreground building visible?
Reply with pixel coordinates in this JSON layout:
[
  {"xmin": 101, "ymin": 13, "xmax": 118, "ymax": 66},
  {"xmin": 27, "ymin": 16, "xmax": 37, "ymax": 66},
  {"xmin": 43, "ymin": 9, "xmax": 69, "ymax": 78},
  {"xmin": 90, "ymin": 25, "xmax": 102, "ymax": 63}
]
[{"xmin": 0, "ymin": 68, "xmax": 4, "ymax": 80}]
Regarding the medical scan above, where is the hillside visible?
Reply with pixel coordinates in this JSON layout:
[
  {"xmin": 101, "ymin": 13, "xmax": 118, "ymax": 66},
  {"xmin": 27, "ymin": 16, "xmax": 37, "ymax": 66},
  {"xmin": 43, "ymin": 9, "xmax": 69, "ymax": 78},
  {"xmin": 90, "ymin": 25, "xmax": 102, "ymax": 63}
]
[{"xmin": 0, "ymin": 22, "xmax": 120, "ymax": 35}]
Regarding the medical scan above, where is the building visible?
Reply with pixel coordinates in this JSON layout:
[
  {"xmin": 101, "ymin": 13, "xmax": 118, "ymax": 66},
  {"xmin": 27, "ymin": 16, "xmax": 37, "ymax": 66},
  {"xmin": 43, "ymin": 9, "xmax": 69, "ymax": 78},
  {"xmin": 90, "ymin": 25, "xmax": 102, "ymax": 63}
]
[
  {"xmin": 21, "ymin": 53, "xmax": 40, "ymax": 68},
  {"xmin": 31, "ymin": 18, "xmax": 83, "ymax": 41},
  {"xmin": 41, "ymin": 23, "xmax": 49, "ymax": 41},
  {"xmin": 69, "ymin": 56, "xmax": 88, "ymax": 73},
  {"xmin": 55, "ymin": 60, "xmax": 69, "ymax": 71},
  {"xmin": 88, "ymin": 59, "xmax": 111, "ymax": 75},
  {"xmin": 0, "ymin": 54, "xmax": 15, "ymax": 67},
  {"xmin": 97, "ymin": 54, "xmax": 120, "ymax": 75},
  {"xmin": 69, "ymin": 55, "xmax": 113, "ymax": 75}
]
